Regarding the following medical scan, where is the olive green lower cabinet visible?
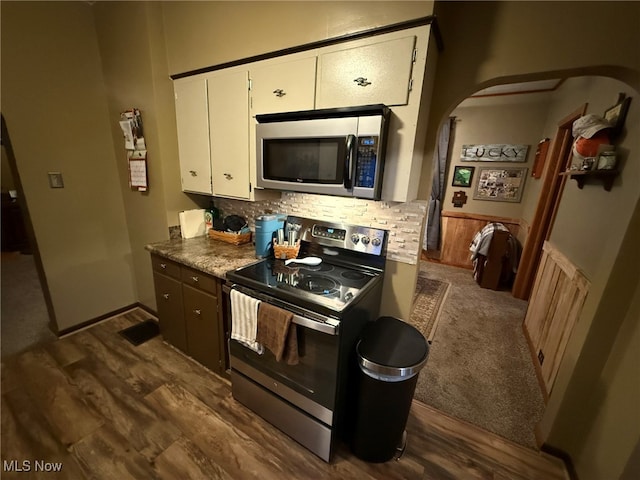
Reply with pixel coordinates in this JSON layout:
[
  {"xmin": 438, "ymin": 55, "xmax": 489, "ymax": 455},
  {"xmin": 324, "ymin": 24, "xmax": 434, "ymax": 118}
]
[{"xmin": 151, "ymin": 254, "xmax": 226, "ymax": 375}]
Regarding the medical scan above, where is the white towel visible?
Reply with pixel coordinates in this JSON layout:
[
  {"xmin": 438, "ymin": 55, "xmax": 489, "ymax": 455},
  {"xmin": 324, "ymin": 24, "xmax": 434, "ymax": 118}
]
[{"xmin": 230, "ymin": 289, "xmax": 264, "ymax": 354}]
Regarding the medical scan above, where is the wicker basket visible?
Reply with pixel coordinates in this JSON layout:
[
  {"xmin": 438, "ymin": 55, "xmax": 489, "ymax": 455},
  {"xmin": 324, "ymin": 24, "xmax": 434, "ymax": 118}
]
[
  {"xmin": 208, "ymin": 229, "xmax": 252, "ymax": 246},
  {"xmin": 273, "ymin": 240, "xmax": 300, "ymax": 260}
]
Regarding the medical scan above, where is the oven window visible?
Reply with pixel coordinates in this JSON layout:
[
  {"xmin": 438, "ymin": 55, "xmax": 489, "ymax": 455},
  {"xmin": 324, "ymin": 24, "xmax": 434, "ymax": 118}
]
[
  {"xmin": 230, "ymin": 326, "xmax": 339, "ymax": 411},
  {"xmin": 263, "ymin": 138, "xmax": 346, "ymax": 184}
]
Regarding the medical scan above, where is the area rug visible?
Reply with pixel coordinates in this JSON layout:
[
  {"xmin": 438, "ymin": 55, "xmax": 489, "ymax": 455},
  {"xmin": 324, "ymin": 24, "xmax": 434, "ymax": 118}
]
[{"xmin": 410, "ymin": 276, "xmax": 450, "ymax": 342}]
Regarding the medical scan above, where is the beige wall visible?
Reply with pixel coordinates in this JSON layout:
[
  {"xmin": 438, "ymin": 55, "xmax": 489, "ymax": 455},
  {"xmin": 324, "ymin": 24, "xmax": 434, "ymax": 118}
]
[
  {"xmin": 1, "ymin": 2, "xmax": 137, "ymax": 330},
  {"xmin": 162, "ymin": 1, "xmax": 434, "ymax": 76},
  {"xmin": 421, "ymin": 2, "xmax": 640, "ymax": 478},
  {"xmin": 444, "ymin": 97, "xmax": 551, "ymax": 220}
]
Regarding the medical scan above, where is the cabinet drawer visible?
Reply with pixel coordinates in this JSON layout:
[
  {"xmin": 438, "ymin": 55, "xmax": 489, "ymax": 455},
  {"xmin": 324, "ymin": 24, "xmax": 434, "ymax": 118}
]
[
  {"xmin": 151, "ymin": 255, "xmax": 181, "ymax": 280},
  {"xmin": 181, "ymin": 265, "xmax": 218, "ymax": 295}
]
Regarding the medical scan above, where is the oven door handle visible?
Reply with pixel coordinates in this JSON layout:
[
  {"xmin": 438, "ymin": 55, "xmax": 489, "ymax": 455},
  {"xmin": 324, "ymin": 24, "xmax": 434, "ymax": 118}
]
[
  {"xmin": 226, "ymin": 284, "xmax": 340, "ymax": 336},
  {"xmin": 291, "ymin": 314, "xmax": 339, "ymax": 336}
]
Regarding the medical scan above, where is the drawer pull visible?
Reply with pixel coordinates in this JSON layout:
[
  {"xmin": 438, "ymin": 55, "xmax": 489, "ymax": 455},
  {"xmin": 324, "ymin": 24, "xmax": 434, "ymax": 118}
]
[
  {"xmin": 353, "ymin": 76, "xmax": 372, "ymax": 87},
  {"xmin": 191, "ymin": 276, "xmax": 199, "ymax": 282},
  {"xmin": 160, "ymin": 263, "xmax": 167, "ymax": 269},
  {"xmin": 163, "ymin": 293, "xmax": 170, "ymax": 300},
  {"xmin": 193, "ymin": 309, "xmax": 201, "ymax": 316}
]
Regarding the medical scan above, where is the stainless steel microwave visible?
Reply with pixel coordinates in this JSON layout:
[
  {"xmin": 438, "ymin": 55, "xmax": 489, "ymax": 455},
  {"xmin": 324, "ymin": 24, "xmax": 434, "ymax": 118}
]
[{"xmin": 256, "ymin": 105, "xmax": 390, "ymax": 199}]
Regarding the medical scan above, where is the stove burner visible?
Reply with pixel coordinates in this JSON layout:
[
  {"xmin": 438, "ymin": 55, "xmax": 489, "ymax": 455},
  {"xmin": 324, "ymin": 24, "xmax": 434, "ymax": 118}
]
[
  {"xmin": 298, "ymin": 263, "xmax": 335, "ymax": 273},
  {"xmin": 341, "ymin": 270, "xmax": 366, "ymax": 281},
  {"xmin": 297, "ymin": 276, "xmax": 338, "ymax": 295}
]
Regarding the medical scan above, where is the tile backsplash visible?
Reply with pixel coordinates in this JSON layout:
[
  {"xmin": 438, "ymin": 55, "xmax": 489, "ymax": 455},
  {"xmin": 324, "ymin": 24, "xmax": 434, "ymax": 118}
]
[{"xmin": 213, "ymin": 192, "xmax": 427, "ymax": 265}]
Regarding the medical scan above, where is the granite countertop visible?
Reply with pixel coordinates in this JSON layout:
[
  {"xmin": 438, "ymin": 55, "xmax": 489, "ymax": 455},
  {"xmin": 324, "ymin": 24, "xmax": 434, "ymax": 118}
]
[{"xmin": 145, "ymin": 235, "xmax": 260, "ymax": 279}]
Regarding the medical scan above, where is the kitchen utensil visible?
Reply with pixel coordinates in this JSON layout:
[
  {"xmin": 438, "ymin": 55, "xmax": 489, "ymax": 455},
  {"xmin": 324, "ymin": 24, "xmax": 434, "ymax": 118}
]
[
  {"xmin": 288, "ymin": 230, "xmax": 298, "ymax": 246},
  {"xmin": 276, "ymin": 228, "xmax": 285, "ymax": 244},
  {"xmin": 284, "ymin": 256, "xmax": 322, "ymax": 266}
]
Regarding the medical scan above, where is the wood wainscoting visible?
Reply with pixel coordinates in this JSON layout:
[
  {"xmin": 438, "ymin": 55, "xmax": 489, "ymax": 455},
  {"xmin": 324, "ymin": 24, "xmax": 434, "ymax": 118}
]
[
  {"xmin": 523, "ymin": 241, "xmax": 590, "ymax": 399},
  {"xmin": 439, "ymin": 210, "xmax": 525, "ymax": 268}
]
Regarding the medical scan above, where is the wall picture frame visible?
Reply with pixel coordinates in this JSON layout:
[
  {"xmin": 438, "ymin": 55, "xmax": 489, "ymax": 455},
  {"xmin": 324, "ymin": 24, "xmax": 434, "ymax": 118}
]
[
  {"xmin": 473, "ymin": 167, "xmax": 528, "ymax": 202},
  {"xmin": 603, "ymin": 96, "xmax": 631, "ymax": 140},
  {"xmin": 452, "ymin": 166, "xmax": 475, "ymax": 187}
]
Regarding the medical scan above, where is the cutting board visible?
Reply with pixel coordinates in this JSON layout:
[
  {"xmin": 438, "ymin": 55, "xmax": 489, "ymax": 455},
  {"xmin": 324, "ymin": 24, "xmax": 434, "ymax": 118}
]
[{"xmin": 179, "ymin": 209, "xmax": 206, "ymax": 239}]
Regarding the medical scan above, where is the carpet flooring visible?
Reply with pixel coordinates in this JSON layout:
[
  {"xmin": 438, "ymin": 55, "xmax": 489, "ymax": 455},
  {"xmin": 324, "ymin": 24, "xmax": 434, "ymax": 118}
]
[
  {"xmin": 410, "ymin": 261, "xmax": 545, "ymax": 450},
  {"xmin": 1, "ymin": 252, "xmax": 55, "ymax": 358}
]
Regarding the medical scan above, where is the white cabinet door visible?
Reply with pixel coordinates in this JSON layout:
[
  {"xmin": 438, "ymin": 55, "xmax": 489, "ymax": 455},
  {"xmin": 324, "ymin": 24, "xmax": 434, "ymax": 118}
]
[
  {"xmin": 207, "ymin": 70, "xmax": 250, "ymax": 199},
  {"xmin": 316, "ymin": 36, "xmax": 416, "ymax": 109},
  {"xmin": 174, "ymin": 76, "xmax": 213, "ymax": 194},
  {"xmin": 250, "ymin": 56, "xmax": 317, "ymax": 115}
]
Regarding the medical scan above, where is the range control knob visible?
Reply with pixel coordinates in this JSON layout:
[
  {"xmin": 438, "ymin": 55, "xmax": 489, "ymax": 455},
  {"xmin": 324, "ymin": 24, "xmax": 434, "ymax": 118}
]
[
  {"xmin": 371, "ymin": 237, "xmax": 381, "ymax": 247},
  {"xmin": 351, "ymin": 234, "xmax": 360, "ymax": 244},
  {"xmin": 361, "ymin": 236, "xmax": 370, "ymax": 245}
]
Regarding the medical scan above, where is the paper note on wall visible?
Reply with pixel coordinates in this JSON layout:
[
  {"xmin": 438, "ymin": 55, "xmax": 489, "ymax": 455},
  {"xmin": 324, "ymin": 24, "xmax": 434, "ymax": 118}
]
[{"xmin": 128, "ymin": 150, "xmax": 148, "ymax": 191}]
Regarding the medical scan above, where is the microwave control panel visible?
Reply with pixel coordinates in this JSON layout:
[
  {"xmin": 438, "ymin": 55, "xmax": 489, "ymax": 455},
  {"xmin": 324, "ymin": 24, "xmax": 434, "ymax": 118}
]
[{"xmin": 355, "ymin": 136, "xmax": 379, "ymax": 189}]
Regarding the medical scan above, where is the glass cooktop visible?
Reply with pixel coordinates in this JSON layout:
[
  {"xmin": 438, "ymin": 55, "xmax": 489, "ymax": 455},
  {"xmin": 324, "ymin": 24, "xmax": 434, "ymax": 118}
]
[{"xmin": 227, "ymin": 258, "xmax": 380, "ymax": 312}]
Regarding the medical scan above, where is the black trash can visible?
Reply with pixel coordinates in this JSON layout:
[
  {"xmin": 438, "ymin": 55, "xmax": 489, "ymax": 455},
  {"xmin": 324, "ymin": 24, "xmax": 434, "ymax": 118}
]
[{"xmin": 351, "ymin": 316, "xmax": 429, "ymax": 463}]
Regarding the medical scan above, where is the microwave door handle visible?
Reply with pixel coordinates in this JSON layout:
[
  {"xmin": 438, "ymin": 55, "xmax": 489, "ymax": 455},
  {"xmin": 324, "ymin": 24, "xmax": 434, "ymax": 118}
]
[{"xmin": 344, "ymin": 134, "xmax": 356, "ymax": 190}]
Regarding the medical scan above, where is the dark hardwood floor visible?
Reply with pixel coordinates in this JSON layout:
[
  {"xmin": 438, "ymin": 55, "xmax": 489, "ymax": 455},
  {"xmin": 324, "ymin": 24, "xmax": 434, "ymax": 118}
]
[{"xmin": 1, "ymin": 309, "xmax": 569, "ymax": 479}]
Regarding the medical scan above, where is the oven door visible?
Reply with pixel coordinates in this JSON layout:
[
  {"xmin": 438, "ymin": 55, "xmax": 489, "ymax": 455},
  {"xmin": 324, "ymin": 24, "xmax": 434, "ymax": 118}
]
[{"xmin": 228, "ymin": 286, "xmax": 340, "ymax": 426}]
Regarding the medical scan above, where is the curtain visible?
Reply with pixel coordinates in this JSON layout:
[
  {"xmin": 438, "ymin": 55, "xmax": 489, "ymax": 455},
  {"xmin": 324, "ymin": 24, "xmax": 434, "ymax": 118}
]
[{"xmin": 424, "ymin": 117, "xmax": 455, "ymax": 251}]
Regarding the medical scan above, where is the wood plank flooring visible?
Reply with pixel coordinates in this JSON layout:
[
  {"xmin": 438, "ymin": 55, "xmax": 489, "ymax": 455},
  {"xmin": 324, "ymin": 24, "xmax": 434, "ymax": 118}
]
[{"xmin": 1, "ymin": 309, "xmax": 569, "ymax": 479}]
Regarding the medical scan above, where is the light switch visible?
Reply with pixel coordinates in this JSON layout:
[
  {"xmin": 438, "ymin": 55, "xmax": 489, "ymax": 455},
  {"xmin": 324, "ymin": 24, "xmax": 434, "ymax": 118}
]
[{"xmin": 48, "ymin": 172, "xmax": 64, "ymax": 188}]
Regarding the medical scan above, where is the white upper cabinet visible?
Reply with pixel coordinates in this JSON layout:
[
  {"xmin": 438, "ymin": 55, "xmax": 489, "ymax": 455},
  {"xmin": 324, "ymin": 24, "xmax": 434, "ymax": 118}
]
[
  {"xmin": 316, "ymin": 36, "xmax": 417, "ymax": 109},
  {"xmin": 250, "ymin": 56, "xmax": 317, "ymax": 115},
  {"xmin": 207, "ymin": 70, "xmax": 251, "ymax": 199},
  {"xmin": 174, "ymin": 76, "xmax": 213, "ymax": 195}
]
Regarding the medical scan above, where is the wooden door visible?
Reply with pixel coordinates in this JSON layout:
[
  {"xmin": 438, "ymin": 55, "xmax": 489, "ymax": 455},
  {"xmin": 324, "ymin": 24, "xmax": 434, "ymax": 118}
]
[
  {"xmin": 153, "ymin": 272, "xmax": 187, "ymax": 352},
  {"xmin": 512, "ymin": 104, "xmax": 587, "ymax": 300},
  {"xmin": 524, "ymin": 242, "xmax": 589, "ymax": 397},
  {"xmin": 183, "ymin": 284, "xmax": 220, "ymax": 373}
]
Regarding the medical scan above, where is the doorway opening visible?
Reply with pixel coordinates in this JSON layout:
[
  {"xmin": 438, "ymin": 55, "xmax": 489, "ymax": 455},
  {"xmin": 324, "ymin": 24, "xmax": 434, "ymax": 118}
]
[{"xmin": 1, "ymin": 115, "xmax": 57, "ymax": 358}]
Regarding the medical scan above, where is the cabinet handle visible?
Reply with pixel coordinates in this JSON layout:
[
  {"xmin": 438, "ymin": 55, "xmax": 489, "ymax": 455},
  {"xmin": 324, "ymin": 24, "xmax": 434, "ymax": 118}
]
[
  {"xmin": 353, "ymin": 77, "xmax": 372, "ymax": 87},
  {"xmin": 193, "ymin": 309, "xmax": 201, "ymax": 316},
  {"xmin": 189, "ymin": 170, "xmax": 198, "ymax": 176},
  {"xmin": 273, "ymin": 89, "xmax": 286, "ymax": 97},
  {"xmin": 223, "ymin": 173, "xmax": 233, "ymax": 180},
  {"xmin": 163, "ymin": 293, "xmax": 170, "ymax": 300},
  {"xmin": 160, "ymin": 263, "xmax": 167, "ymax": 269},
  {"xmin": 191, "ymin": 276, "xmax": 199, "ymax": 282}
]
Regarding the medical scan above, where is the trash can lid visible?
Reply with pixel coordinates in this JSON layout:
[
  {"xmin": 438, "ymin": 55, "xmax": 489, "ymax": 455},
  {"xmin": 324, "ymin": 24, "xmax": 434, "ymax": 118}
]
[{"xmin": 357, "ymin": 316, "xmax": 429, "ymax": 379}]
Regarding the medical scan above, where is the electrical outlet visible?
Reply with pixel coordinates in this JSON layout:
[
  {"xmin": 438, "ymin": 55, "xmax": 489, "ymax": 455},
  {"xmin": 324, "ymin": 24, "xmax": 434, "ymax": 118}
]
[
  {"xmin": 538, "ymin": 349, "xmax": 545, "ymax": 365},
  {"xmin": 48, "ymin": 172, "xmax": 64, "ymax": 188}
]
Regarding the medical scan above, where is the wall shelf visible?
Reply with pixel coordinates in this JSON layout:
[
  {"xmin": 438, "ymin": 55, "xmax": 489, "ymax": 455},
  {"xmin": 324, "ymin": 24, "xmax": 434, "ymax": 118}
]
[{"xmin": 560, "ymin": 170, "xmax": 619, "ymax": 191}]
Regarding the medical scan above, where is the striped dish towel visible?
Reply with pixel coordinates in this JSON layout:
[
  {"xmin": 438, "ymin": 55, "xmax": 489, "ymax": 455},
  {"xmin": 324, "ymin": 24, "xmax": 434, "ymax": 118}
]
[{"xmin": 230, "ymin": 289, "xmax": 264, "ymax": 354}]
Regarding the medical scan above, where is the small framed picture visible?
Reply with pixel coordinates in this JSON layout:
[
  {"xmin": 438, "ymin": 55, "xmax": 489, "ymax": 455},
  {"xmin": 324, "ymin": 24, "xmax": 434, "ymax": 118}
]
[
  {"xmin": 596, "ymin": 151, "xmax": 617, "ymax": 170},
  {"xmin": 451, "ymin": 166, "xmax": 475, "ymax": 187},
  {"xmin": 604, "ymin": 96, "xmax": 631, "ymax": 140}
]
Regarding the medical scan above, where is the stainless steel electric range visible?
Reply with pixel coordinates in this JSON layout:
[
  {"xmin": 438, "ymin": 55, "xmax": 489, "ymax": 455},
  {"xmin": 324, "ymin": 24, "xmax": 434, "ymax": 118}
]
[{"xmin": 225, "ymin": 215, "xmax": 388, "ymax": 461}]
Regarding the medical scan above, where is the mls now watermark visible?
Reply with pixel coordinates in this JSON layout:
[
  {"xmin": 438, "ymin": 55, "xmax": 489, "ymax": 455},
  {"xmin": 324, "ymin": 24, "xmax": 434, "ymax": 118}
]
[{"xmin": 3, "ymin": 460, "xmax": 63, "ymax": 473}]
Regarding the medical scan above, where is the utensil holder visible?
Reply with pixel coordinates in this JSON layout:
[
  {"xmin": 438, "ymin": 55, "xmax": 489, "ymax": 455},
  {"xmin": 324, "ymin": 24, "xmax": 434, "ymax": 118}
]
[{"xmin": 273, "ymin": 239, "xmax": 300, "ymax": 259}]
